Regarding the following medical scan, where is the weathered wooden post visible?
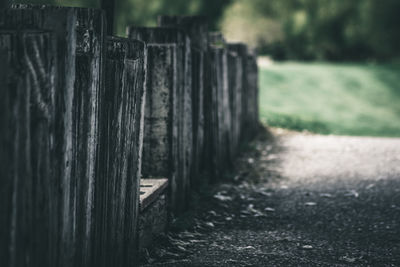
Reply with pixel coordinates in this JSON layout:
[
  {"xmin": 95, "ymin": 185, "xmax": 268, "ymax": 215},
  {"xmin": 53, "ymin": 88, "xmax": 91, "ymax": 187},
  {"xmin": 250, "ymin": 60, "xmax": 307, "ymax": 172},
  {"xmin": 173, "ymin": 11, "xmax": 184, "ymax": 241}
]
[
  {"xmin": 94, "ymin": 36, "xmax": 146, "ymax": 267},
  {"xmin": 227, "ymin": 49, "xmax": 243, "ymax": 159},
  {"xmin": 0, "ymin": 30, "xmax": 56, "ymax": 267},
  {"xmin": 158, "ymin": 16, "xmax": 208, "ymax": 187},
  {"xmin": 139, "ymin": 43, "xmax": 179, "ymax": 211},
  {"xmin": 0, "ymin": 6, "xmax": 77, "ymax": 267},
  {"xmin": 127, "ymin": 26, "xmax": 192, "ymax": 213},
  {"xmin": 10, "ymin": 6, "xmax": 107, "ymax": 266},
  {"xmin": 206, "ymin": 32, "xmax": 231, "ymax": 180},
  {"xmin": 211, "ymin": 33, "xmax": 232, "ymax": 170},
  {"xmin": 69, "ymin": 8, "xmax": 106, "ymax": 267},
  {"xmin": 246, "ymin": 52, "xmax": 260, "ymax": 137},
  {"xmin": 226, "ymin": 43, "xmax": 250, "ymax": 141}
]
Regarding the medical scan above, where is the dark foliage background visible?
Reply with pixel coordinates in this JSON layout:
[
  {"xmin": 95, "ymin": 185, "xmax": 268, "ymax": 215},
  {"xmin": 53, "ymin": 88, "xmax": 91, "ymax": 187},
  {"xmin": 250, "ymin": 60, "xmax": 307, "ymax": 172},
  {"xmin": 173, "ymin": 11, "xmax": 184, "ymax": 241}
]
[{"xmin": 15, "ymin": 0, "xmax": 400, "ymax": 60}]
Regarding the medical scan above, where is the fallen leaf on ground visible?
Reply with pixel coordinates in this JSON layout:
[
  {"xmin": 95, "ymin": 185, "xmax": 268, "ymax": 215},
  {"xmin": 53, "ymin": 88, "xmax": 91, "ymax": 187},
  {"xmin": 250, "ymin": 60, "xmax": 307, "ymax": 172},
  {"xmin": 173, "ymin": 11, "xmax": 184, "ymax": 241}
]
[
  {"xmin": 238, "ymin": 246, "xmax": 255, "ymax": 250},
  {"xmin": 204, "ymin": 222, "xmax": 215, "ymax": 228},
  {"xmin": 214, "ymin": 192, "xmax": 232, "ymax": 201},
  {"xmin": 264, "ymin": 207, "xmax": 275, "ymax": 212},
  {"xmin": 305, "ymin": 202, "xmax": 317, "ymax": 206},
  {"xmin": 340, "ymin": 256, "xmax": 356, "ymax": 263},
  {"xmin": 345, "ymin": 190, "xmax": 359, "ymax": 198},
  {"xmin": 366, "ymin": 184, "xmax": 375, "ymax": 190}
]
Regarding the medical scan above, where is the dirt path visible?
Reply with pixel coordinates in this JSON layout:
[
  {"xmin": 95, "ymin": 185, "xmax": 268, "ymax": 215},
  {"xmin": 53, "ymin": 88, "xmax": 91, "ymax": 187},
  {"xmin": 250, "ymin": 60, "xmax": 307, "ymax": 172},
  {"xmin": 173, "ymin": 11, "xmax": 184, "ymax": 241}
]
[{"xmin": 142, "ymin": 128, "xmax": 400, "ymax": 266}]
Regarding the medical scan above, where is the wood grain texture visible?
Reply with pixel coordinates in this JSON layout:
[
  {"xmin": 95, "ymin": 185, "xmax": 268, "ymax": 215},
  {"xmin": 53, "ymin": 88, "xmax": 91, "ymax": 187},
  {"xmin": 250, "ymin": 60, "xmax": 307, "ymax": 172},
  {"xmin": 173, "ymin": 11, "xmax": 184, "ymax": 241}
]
[
  {"xmin": 157, "ymin": 16, "xmax": 208, "ymax": 188},
  {"xmin": 2, "ymin": 7, "xmax": 77, "ymax": 266},
  {"xmin": 227, "ymin": 50, "xmax": 243, "ymax": 158},
  {"xmin": 226, "ymin": 43, "xmax": 251, "ymax": 142},
  {"xmin": 141, "ymin": 44, "xmax": 180, "ymax": 212},
  {"xmin": 72, "ymin": 8, "xmax": 106, "ymax": 267},
  {"xmin": 204, "ymin": 45, "xmax": 230, "ymax": 181},
  {"xmin": 139, "ymin": 178, "xmax": 169, "ymax": 211},
  {"xmin": 94, "ymin": 36, "xmax": 146, "ymax": 267},
  {"xmin": 246, "ymin": 53, "xmax": 260, "ymax": 138},
  {"xmin": 0, "ymin": 30, "xmax": 56, "ymax": 267},
  {"xmin": 127, "ymin": 26, "xmax": 192, "ymax": 213}
]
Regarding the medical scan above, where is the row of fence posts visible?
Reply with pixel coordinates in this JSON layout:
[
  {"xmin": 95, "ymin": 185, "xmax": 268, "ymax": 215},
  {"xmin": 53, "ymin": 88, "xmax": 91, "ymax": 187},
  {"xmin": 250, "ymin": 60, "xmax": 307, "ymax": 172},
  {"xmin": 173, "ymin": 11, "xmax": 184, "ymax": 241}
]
[{"xmin": 0, "ymin": 5, "xmax": 259, "ymax": 267}]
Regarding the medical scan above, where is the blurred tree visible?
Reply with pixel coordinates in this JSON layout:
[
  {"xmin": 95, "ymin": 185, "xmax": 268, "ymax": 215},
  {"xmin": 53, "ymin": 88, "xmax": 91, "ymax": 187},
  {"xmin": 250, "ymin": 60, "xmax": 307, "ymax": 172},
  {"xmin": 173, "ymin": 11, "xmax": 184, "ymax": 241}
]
[
  {"xmin": 221, "ymin": 0, "xmax": 400, "ymax": 61},
  {"xmin": 15, "ymin": 0, "xmax": 232, "ymax": 36}
]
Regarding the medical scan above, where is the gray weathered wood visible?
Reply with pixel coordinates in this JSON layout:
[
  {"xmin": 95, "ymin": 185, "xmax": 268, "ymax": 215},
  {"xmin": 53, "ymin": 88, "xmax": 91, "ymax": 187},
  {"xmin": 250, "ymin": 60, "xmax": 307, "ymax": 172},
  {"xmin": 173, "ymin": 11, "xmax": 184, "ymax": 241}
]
[
  {"xmin": 8, "ymin": 5, "xmax": 105, "ymax": 266},
  {"xmin": 210, "ymin": 33, "xmax": 232, "ymax": 171},
  {"xmin": 246, "ymin": 52, "xmax": 260, "ymax": 137},
  {"xmin": 127, "ymin": 26, "xmax": 192, "ymax": 213},
  {"xmin": 138, "ymin": 194, "xmax": 168, "ymax": 250},
  {"xmin": 226, "ymin": 43, "xmax": 251, "ymax": 141},
  {"xmin": 0, "ymin": 7, "xmax": 77, "ymax": 266},
  {"xmin": 9, "ymin": 6, "xmax": 107, "ymax": 266},
  {"xmin": 94, "ymin": 36, "xmax": 146, "ymax": 267},
  {"xmin": 10, "ymin": 6, "xmax": 108, "ymax": 266},
  {"xmin": 158, "ymin": 16, "xmax": 208, "ymax": 187},
  {"xmin": 227, "ymin": 50, "xmax": 243, "ymax": 158},
  {"xmin": 0, "ymin": 30, "xmax": 56, "ymax": 267},
  {"xmin": 205, "ymin": 43, "xmax": 230, "ymax": 181},
  {"xmin": 140, "ymin": 179, "xmax": 169, "ymax": 211},
  {"xmin": 72, "ymin": 8, "xmax": 106, "ymax": 267},
  {"xmin": 141, "ymin": 44, "xmax": 180, "ymax": 211}
]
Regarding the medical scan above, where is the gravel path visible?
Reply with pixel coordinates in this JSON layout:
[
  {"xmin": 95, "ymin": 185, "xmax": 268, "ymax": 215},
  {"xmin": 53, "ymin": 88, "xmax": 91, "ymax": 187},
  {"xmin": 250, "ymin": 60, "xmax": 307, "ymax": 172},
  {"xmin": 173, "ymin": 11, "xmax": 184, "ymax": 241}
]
[{"xmin": 142, "ymin": 128, "xmax": 400, "ymax": 266}]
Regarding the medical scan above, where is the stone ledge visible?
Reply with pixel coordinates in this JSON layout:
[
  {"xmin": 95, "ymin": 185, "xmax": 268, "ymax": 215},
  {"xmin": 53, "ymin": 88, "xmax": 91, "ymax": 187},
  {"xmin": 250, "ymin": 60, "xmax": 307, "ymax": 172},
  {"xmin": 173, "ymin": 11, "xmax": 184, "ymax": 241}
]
[
  {"xmin": 139, "ymin": 178, "xmax": 169, "ymax": 250},
  {"xmin": 140, "ymin": 178, "xmax": 169, "ymax": 211}
]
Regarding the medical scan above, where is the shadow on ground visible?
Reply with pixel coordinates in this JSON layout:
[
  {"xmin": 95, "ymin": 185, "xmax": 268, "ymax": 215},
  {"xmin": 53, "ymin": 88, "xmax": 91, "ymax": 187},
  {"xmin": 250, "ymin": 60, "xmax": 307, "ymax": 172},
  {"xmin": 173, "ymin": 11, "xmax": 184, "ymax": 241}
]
[{"xmin": 141, "ymin": 127, "xmax": 400, "ymax": 266}]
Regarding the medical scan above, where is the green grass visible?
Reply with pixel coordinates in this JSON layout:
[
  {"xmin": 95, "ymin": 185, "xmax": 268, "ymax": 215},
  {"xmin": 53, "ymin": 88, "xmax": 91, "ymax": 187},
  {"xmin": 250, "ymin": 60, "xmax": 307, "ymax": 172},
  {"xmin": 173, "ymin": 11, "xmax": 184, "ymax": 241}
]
[{"xmin": 259, "ymin": 62, "xmax": 400, "ymax": 137}]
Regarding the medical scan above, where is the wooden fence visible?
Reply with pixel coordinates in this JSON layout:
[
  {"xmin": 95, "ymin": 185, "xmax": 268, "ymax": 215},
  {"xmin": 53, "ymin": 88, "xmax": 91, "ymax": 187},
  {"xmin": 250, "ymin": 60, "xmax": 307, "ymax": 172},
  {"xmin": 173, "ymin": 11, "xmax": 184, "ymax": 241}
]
[{"xmin": 0, "ymin": 5, "xmax": 259, "ymax": 267}]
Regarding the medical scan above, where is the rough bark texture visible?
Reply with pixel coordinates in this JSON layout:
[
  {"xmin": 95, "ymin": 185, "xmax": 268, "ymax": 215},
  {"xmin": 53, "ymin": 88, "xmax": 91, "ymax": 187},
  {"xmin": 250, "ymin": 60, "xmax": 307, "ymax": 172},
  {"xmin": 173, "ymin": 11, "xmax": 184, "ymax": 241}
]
[
  {"xmin": 127, "ymin": 26, "xmax": 192, "ymax": 213},
  {"xmin": 157, "ymin": 16, "xmax": 208, "ymax": 188},
  {"xmin": 0, "ymin": 30, "xmax": 56, "ymax": 267},
  {"xmin": 94, "ymin": 36, "xmax": 146, "ymax": 267},
  {"xmin": 141, "ymin": 44, "xmax": 180, "ymax": 212},
  {"xmin": 1, "ymin": 7, "xmax": 78, "ymax": 266}
]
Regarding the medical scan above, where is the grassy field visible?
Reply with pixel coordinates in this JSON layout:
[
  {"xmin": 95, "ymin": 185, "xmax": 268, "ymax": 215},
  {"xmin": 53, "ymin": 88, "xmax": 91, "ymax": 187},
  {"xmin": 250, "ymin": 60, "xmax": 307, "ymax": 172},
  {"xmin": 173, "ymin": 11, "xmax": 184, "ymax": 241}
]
[{"xmin": 259, "ymin": 62, "xmax": 400, "ymax": 137}]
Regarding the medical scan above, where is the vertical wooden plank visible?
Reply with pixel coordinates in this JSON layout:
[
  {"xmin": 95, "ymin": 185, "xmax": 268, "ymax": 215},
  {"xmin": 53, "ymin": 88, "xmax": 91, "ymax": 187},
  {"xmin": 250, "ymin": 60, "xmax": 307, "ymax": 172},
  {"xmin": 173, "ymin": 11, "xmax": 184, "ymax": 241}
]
[
  {"xmin": 205, "ymin": 46, "xmax": 219, "ymax": 180},
  {"xmin": 1, "ymin": 6, "xmax": 77, "ymax": 266},
  {"xmin": 72, "ymin": 8, "xmax": 106, "ymax": 267},
  {"xmin": 226, "ymin": 43, "xmax": 249, "ymax": 141},
  {"xmin": 206, "ymin": 44, "xmax": 230, "ymax": 181},
  {"xmin": 141, "ymin": 44, "xmax": 179, "ymax": 211},
  {"xmin": 215, "ymin": 34, "xmax": 232, "ymax": 171},
  {"xmin": 0, "ymin": 30, "xmax": 56, "ymax": 267},
  {"xmin": 158, "ymin": 16, "xmax": 208, "ymax": 188},
  {"xmin": 127, "ymin": 26, "xmax": 192, "ymax": 213},
  {"xmin": 227, "ymin": 50, "xmax": 243, "ymax": 157},
  {"xmin": 0, "ymin": 44, "xmax": 10, "ymax": 267},
  {"xmin": 95, "ymin": 36, "xmax": 146, "ymax": 267},
  {"xmin": 246, "ymin": 53, "xmax": 260, "ymax": 137}
]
